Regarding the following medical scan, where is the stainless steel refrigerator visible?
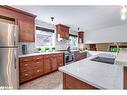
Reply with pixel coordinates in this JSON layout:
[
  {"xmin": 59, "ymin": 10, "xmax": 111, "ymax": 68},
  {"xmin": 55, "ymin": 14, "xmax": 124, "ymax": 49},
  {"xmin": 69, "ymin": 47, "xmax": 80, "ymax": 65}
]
[{"xmin": 0, "ymin": 22, "xmax": 19, "ymax": 89}]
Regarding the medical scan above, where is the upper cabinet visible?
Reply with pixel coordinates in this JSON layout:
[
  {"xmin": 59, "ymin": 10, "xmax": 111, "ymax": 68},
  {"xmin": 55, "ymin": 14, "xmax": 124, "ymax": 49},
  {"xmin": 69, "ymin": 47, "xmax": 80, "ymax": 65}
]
[
  {"xmin": 18, "ymin": 16, "xmax": 35, "ymax": 42},
  {"xmin": 56, "ymin": 24, "xmax": 70, "ymax": 40},
  {"xmin": 0, "ymin": 6, "xmax": 36, "ymax": 42},
  {"xmin": 78, "ymin": 31, "xmax": 84, "ymax": 43}
]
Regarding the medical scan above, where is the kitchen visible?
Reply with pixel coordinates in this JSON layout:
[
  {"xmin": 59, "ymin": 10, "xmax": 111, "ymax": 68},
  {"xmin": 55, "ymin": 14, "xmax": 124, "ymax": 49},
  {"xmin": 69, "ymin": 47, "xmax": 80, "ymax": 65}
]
[{"xmin": 0, "ymin": 5, "xmax": 127, "ymax": 90}]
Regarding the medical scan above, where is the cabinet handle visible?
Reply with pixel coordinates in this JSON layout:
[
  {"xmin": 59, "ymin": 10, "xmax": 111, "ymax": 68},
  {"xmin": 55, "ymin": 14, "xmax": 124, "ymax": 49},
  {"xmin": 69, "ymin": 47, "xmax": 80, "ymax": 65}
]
[
  {"xmin": 23, "ymin": 70, "xmax": 27, "ymax": 72},
  {"xmin": 24, "ymin": 59, "xmax": 28, "ymax": 61},
  {"xmin": 37, "ymin": 70, "xmax": 40, "ymax": 72},
  {"xmin": 36, "ymin": 62, "xmax": 40, "ymax": 64},
  {"xmin": 25, "ymin": 74, "xmax": 28, "ymax": 76},
  {"xmin": 36, "ymin": 58, "xmax": 40, "ymax": 59},
  {"xmin": 25, "ymin": 64, "xmax": 28, "ymax": 66}
]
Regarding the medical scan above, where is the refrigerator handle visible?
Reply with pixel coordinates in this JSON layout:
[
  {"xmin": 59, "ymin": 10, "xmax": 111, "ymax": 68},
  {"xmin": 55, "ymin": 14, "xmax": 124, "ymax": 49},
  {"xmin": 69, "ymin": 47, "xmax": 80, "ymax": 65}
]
[
  {"xmin": 14, "ymin": 57, "xmax": 16, "ymax": 69},
  {"xmin": 14, "ymin": 50, "xmax": 17, "ymax": 69},
  {"xmin": 14, "ymin": 40, "xmax": 15, "ymax": 46},
  {"xmin": 13, "ymin": 25, "xmax": 18, "ymax": 46}
]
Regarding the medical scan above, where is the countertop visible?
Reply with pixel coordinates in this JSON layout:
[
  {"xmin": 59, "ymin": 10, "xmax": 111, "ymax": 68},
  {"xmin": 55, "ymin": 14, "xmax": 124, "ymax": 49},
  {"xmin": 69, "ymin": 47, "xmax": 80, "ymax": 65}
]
[
  {"xmin": 115, "ymin": 51, "xmax": 127, "ymax": 67},
  {"xmin": 18, "ymin": 51, "xmax": 64, "ymax": 58},
  {"xmin": 59, "ymin": 51, "xmax": 123, "ymax": 89},
  {"xmin": 18, "ymin": 49, "xmax": 83, "ymax": 58}
]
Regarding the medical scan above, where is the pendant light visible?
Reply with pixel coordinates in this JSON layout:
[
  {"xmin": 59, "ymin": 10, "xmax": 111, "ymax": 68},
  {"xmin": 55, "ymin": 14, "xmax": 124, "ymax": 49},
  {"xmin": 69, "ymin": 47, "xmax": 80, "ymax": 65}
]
[{"xmin": 121, "ymin": 5, "xmax": 127, "ymax": 20}]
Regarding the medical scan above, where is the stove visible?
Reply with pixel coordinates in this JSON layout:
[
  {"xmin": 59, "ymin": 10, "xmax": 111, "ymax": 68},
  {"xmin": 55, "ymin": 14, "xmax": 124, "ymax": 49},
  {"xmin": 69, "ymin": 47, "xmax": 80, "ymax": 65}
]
[{"xmin": 64, "ymin": 51, "xmax": 74, "ymax": 65}]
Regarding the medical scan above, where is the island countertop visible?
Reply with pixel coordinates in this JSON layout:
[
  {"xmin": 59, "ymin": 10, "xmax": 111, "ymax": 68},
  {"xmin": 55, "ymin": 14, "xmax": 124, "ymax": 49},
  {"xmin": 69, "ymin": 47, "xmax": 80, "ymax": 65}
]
[{"xmin": 59, "ymin": 51, "xmax": 123, "ymax": 89}]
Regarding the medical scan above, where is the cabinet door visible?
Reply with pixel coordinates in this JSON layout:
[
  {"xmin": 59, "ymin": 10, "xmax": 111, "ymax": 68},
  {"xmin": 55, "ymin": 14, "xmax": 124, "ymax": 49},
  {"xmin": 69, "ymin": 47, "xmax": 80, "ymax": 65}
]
[
  {"xmin": 51, "ymin": 54, "xmax": 58, "ymax": 71},
  {"xmin": 57, "ymin": 54, "xmax": 64, "ymax": 67},
  {"xmin": 18, "ymin": 18, "xmax": 35, "ymax": 42},
  {"xmin": 56, "ymin": 24, "xmax": 69, "ymax": 39},
  {"xmin": 78, "ymin": 32, "xmax": 84, "ymax": 43},
  {"xmin": 43, "ymin": 55, "xmax": 51, "ymax": 74},
  {"xmin": 64, "ymin": 27, "xmax": 69, "ymax": 39},
  {"xmin": 33, "ymin": 67, "xmax": 44, "ymax": 78}
]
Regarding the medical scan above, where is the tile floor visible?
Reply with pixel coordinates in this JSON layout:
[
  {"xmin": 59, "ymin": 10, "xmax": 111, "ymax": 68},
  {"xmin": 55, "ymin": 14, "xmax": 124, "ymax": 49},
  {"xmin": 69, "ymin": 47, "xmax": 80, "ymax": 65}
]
[{"xmin": 20, "ymin": 71, "xmax": 63, "ymax": 90}]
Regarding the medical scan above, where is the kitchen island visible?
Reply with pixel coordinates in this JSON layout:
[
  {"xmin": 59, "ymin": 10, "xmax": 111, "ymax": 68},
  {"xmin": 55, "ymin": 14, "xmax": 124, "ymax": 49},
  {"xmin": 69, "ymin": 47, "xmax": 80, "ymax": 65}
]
[{"xmin": 59, "ymin": 51, "xmax": 124, "ymax": 89}]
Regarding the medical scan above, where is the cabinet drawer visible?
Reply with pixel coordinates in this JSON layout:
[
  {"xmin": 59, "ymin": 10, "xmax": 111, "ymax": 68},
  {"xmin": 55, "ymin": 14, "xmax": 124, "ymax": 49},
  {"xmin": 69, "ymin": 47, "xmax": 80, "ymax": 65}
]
[
  {"xmin": 32, "ymin": 56, "xmax": 43, "ymax": 61},
  {"xmin": 32, "ymin": 61, "xmax": 43, "ymax": 68},
  {"xmin": 33, "ymin": 67, "xmax": 43, "ymax": 78},
  {"xmin": 43, "ymin": 54, "xmax": 51, "ymax": 58},
  {"xmin": 57, "ymin": 53, "xmax": 63, "ymax": 56},
  {"xmin": 19, "ymin": 56, "xmax": 33, "ymax": 62},
  {"xmin": 19, "ymin": 62, "xmax": 32, "ymax": 72},
  {"xmin": 20, "ymin": 70, "xmax": 34, "ymax": 83}
]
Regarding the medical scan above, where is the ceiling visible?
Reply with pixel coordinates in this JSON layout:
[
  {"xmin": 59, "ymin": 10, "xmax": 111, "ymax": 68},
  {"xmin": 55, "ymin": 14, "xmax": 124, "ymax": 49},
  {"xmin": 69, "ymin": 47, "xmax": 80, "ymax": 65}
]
[{"xmin": 13, "ymin": 5, "xmax": 127, "ymax": 32}]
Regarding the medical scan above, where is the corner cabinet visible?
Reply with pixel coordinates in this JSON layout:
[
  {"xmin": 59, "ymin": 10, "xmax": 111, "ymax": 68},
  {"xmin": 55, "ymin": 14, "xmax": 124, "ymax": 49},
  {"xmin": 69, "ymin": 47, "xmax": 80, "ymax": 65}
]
[
  {"xmin": 56, "ymin": 24, "xmax": 70, "ymax": 39},
  {"xmin": 0, "ymin": 6, "xmax": 36, "ymax": 42}
]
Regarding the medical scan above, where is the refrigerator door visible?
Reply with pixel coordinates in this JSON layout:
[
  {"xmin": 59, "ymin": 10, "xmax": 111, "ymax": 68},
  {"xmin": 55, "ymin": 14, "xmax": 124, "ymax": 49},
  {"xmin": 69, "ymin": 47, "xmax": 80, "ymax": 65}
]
[
  {"xmin": 0, "ymin": 22, "xmax": 18, "ymax": 47},
  {"xmin": 0, "ymin": 48, "xmax": 19, "ymax": 89}
]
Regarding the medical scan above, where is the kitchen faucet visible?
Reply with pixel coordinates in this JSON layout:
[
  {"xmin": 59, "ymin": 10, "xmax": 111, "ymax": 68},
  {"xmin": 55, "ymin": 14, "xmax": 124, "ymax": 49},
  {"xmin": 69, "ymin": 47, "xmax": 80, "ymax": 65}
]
[{"xmin": 114, "ymin": 42, "xmax": 120, "ymax": 56}]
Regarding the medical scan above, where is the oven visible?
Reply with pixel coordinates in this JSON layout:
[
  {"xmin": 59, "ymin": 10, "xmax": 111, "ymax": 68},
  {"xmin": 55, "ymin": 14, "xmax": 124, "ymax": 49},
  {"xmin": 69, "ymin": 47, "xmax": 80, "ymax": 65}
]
[{"xmin": 64, "ymin": 52, "xmax": 74, "ymax": 65}]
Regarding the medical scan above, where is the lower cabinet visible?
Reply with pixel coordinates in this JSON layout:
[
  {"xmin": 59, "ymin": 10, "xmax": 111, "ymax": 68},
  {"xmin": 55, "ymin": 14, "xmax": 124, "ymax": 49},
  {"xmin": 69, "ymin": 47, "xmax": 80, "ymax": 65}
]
[
  {"xmin": 19, "ymin": 53, "xmax": 64, "ymax": 84},
  {"xmin": 57, "ymin": 54, "xmax": 64, "ymax": 67},
  {"xmin": 43, "ymin": 55, "xmax": 51, "ymax": 74},
  {"xmin": 74, "ymin": 51, "xmax": 87, "ymax": 62},
  {"xmin": 51, "ymin": 54, "xmax": 58, "ymax": 71},
  {"xmin": 63, "ymin": 73, "xmax": 98, "ymax": 89}
]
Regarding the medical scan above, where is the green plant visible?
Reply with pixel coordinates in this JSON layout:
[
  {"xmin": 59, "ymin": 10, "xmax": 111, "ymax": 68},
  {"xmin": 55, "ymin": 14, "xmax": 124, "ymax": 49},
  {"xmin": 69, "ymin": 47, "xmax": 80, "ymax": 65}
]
[{"xmin": 37, "ymin": 48, "xmax": 41, "ymax": 51}]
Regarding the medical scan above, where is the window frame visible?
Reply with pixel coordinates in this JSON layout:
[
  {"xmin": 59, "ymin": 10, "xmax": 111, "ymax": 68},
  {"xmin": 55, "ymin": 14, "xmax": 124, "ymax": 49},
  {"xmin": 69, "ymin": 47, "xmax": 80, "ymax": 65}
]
[
  {"xmin": 35, "ymin": 26, "xmax": 55, "ymax": 48},
  {"xmin": 69, "ymin": 34, "xmax": 78, "ymax": 49}
]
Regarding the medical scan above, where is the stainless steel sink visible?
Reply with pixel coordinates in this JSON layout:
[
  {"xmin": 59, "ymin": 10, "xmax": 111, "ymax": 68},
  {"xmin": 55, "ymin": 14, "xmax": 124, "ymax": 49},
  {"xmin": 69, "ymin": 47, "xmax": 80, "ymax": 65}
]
[{"xmin": 90, "ymin": 56, "xmax": 115, "ymax": 64}]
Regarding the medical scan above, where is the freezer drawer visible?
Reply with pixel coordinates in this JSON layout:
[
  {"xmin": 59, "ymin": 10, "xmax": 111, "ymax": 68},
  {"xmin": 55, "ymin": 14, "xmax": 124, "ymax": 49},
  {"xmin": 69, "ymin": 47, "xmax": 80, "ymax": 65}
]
[
  {"xmin": 0, "ymin": 22, "xmax": 18, "ymax": 47},
  {"xmin": 0, "ymin": 48, "xmax": 19, "ymax": 89}
]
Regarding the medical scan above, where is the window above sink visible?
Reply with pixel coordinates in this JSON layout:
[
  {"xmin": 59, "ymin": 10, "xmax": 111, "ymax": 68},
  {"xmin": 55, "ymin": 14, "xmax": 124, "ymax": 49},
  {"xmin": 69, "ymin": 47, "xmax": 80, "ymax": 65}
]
[{"xmin": 35, "ymin": 26, "xmax": 55, "ymax": 48}]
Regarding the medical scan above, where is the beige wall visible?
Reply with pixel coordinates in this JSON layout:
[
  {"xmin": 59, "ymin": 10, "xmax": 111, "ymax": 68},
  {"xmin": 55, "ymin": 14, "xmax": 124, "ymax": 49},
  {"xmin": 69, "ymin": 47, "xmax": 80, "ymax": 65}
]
[{"xmin": 96, "ymin": 44, "xmax": 109, "ymax": 51}]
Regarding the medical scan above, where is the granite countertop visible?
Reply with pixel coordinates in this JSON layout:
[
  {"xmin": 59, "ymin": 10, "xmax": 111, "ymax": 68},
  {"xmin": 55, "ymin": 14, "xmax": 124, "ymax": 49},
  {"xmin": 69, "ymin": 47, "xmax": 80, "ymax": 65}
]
[
  {"xmin": 18, "ymin": 51, "xmax": 64, "ymax": 58},
  {"xmin": 59, "ymin": 51, "xmax": 123, "ymax": 89},
  {"xmin": 18, "ymin": 49, "xmax": 82, "ymax": 58}
]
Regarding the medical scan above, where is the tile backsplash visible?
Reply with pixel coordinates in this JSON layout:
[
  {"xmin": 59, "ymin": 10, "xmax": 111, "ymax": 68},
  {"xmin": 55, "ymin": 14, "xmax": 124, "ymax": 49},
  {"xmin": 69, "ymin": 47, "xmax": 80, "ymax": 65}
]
[
  {"xmin": 18, "ymin": 42, "xmax": 35, "ymax": 55},
  {"xmin": 55, "ymin": 39, "xmax": 69, "ymax": 50}
]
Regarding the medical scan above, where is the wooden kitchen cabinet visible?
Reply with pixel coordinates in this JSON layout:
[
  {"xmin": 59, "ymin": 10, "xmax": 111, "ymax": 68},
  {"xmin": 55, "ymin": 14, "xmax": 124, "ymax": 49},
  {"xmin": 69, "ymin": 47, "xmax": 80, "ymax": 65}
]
[
  {"xmin": 124, "ymin": 67, "xmax": 127, "ymax": 89},
  {"xmin": 57, "ymin": 53, "xmax": 64, "ymax": 67},
  {"xmin": 51, "ymin": 54, "xmax": 58, "ymax": 71},
  {"xmin": 18, "ymin": 17, "xmax": 35, "ymax": 42},
  {"xmin": 19, "ymin": 55, "xmax": 43, "ymax": 83},
  {"xmin": 78, "ymin": 31, "xmax": 84, "ymax": 43},
  {"xmin": 20, "ymin": 70, "xmax": 34, "ymax": 83},
  {"xmin": 56, "ymin": 24, "xmax": 70, "ymax": 39},
  {"xmin": 89, "ymin": 44, "xmax": 96, "ymax": 51},
  {"xmin": 19, "ymin": 53, "xmax": 64, "ymax": 84},
  {"xmin": 0, "ymin": 6, "xmax": 36, "ymax": 42},
  {"xmin": 63, "ymin": 73, "xmax": 98, "ymax": 89},
  {"xmin": 43, "ymin": 55, "xmax": 51, "ymax": 74},
  {"xmin": 74, "ymin": 51, "xmax": 87, "ymax": 62}
]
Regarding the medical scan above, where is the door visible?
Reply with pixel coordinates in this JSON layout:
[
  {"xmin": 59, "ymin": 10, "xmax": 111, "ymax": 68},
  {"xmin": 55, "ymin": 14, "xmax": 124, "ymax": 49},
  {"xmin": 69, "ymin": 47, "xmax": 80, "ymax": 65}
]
[
  {"xmin": 0, "ymin": 48, "xmax": 19, "ymax": 89},
  {"xmin": 0, "ymin": 22, "xmax": 18, "ymax": 47}
]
